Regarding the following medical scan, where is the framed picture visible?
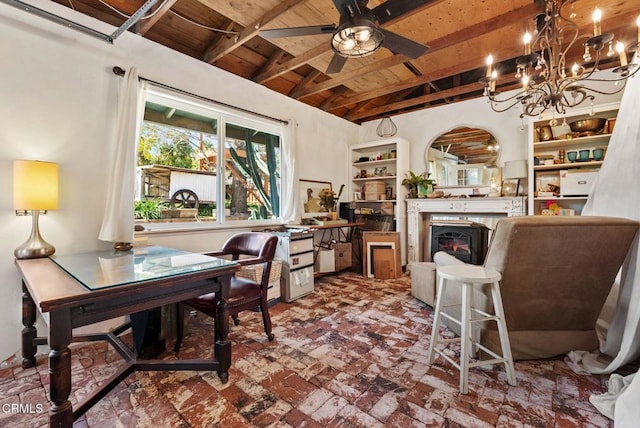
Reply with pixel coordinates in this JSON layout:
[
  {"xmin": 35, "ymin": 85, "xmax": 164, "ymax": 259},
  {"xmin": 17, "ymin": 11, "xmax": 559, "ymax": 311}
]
[
  {"xmin": 374, "ymin": 166, "xmax": 387, "ymax": 176},
  {"xmin": 354, "ymin": 191, "xmax": 363, "ymax": 201},
  {"xmin": 501, "ymin": 179, "xmax": 520, "ymax": 197},
  {"xmin": 300, "ymin": 179, "xmax": 332, "ymax": 218},
  {"xmin": 385, "ymin": 186, "xmax": 393, "ymax": 200}
]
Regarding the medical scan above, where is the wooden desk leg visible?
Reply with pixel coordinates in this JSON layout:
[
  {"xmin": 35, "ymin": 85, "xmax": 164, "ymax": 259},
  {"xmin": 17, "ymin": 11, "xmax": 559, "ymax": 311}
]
[
  {"xmin": 21, "ymin": 281, "xmax": 37, "ymax": 369},
  {"xmin": 49, "ymin": 310, "xmax": 73, "ymax": 427},
  {"xmin": 215, "ymin": 275, "xmax": 231, "ymax": 383}
]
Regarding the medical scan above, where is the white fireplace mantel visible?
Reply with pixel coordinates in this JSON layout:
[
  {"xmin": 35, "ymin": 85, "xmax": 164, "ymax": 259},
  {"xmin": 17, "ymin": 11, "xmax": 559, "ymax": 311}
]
[{"xmin": 406, "ymin": 197, "xmax": 526, "ymax": 264}]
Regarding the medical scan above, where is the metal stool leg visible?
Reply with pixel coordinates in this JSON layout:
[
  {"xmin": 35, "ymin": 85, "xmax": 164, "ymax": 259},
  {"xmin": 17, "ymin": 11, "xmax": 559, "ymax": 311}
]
[
  {"xmin": 427, "ymin": 274, "xmax": 446, "ymax": 364},
  {"xmin": 490, "ymin": 281, "xmax": 516, "ymax": 386}
]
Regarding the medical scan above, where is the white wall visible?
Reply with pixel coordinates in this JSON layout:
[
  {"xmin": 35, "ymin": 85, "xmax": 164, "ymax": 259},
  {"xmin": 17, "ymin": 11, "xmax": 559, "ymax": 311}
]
[{"xmin": 0, "ymin": 3, "xmax": 360, "ymax": 362}]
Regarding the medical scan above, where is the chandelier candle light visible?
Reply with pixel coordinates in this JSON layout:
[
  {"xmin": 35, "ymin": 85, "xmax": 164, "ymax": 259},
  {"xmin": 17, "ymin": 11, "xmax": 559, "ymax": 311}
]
[{"xmin": 480, "ymin": 0, "xmax": 640, "ymax": 118}]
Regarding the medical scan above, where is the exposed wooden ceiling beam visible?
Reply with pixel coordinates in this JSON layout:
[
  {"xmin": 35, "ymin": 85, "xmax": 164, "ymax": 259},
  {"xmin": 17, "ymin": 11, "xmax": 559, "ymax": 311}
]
[
  {"xmin": 252, "ymin": 50, "xmax": 287, "ymax": 80},
  {"xmin": 329, "ymin": 11, "xmax": 635, "ymax": 114},
  {"xmin": 289, "ymin": 70, "xmax": 322, "ymax": 96},
  {"xmin": 319, "ymin": 86, "xmax": 350, "ymax": 110},
  {"xmin": 202, "ymin": 0, "xmax": 309, "ymax": 64},
  {"xmin": 295, "ymin": 2, "xmax": 542, "ymax": 100},
  {"xmin": 253, "ymin": 0, "xmax": 447, "ymax": 84},
  {"xmin": 135, "ymin": 0, "xmax": 178, "ymax": 35},
  {"xmin": 292, "ymin": 54, "xmax": 410, "ymax": 99},
  {"xmin": 346, "ymin": 81, "xmax": 485, "ymax": 121},
  {"xmin": 253, "ymin": 41, "xmax": 332, "ymax": 83}
]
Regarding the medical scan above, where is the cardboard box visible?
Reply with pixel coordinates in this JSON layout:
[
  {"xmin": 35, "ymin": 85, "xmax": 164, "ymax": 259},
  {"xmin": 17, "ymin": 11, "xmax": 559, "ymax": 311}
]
[
  {"xmin": 364, "ymin": 181, "xmax": 386, "ymax": 193},
  {"xmin": 332, "ymin": 242, "xmax": 352, "ymax": 271},
  {"xmin": 364, "ymin": 192, "xmax": 385, "ymax": 201},
  {"xmin": 560, "ymin": 169, "xmax": 598, "ymax": 196},
  {"xmin": 315, "ymin": 248, "xmax": 335, "ymax": 273}
]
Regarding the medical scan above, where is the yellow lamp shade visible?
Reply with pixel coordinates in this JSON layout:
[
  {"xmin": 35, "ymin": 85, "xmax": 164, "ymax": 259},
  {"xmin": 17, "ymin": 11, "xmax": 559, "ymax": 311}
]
[{"xmin": 13, "ymin": 160, "xmax": 59, "ymax": 211}]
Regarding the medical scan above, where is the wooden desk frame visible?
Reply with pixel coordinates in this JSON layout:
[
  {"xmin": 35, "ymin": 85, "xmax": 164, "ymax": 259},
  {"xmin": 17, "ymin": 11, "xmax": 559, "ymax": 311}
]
[{"xmin": 16, "ymin": 257, "xmax": 239, "ymax": 428}]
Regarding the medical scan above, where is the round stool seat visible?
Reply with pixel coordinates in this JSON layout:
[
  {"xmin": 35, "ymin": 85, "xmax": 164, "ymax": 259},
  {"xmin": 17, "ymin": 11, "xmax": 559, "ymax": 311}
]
[{"xmin": 437, "ymin": 265, "xmax": 501, "ymax": 284}]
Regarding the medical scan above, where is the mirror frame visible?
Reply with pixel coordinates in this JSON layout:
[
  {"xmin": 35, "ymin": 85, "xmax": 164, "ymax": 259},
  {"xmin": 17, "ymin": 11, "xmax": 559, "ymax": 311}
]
[{"xmin": 425, "ymin": 126, "xmax": 502, "ymax": 190}]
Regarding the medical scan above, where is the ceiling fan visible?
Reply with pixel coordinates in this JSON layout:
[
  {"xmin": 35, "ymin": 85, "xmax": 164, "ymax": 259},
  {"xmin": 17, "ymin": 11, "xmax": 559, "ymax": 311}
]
[{"xmin": 260, "ymin": 0, "xmax": 431, "ymax": 74}]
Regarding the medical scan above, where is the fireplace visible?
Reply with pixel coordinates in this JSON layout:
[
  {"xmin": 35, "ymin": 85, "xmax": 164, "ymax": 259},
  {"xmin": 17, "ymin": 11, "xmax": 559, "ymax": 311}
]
[{"xmin": 430, "ymin": 222, "xmax": 489, "ymax": 265}]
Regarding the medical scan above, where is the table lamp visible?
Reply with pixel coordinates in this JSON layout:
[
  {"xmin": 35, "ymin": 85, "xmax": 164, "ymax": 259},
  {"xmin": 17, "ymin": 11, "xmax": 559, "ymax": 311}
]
[
  {"xmin": 13, "ymin": 160, "xmax": 59, "ymax": 259},
  {"xmin": 502, "ymin": 159, "xmax": 528, "ymax": 196}
]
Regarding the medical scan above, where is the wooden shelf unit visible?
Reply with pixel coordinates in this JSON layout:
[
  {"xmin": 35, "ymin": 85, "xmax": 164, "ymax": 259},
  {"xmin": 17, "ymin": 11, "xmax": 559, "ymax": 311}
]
[
  {"xmin": 349, "ymin": 138, "xmax": 410, "ymax": 265},
  {"xmin": 527, "ymin": 103, "xmax": 618, "ymax": 216}
]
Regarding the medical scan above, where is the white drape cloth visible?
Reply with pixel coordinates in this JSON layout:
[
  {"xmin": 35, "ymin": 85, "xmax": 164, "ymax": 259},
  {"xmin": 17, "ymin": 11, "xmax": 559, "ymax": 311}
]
[
  {"xmin": 278, "ymin": 119, "xmax": 298, "ymax": 223},
  {"xmin": 565, "ymin": 56, "xmax": 640, "ymax": 425},
  {"xmin": 98, "ymin": 67, "xmax": 146, "ymax": 243}
]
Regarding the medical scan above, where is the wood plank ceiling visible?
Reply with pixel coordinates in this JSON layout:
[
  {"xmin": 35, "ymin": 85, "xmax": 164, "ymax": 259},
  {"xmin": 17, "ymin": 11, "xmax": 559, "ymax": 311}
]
[{"xmin": 47, "ymin": 0, "xmax": 640, "ymax": 124}]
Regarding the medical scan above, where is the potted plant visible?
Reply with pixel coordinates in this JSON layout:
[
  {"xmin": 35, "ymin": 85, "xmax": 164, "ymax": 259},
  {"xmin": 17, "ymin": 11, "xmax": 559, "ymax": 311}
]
[
  {"xmin": 318, "ymin": 184, "xmax": 345, "ymax": 219},
  {"xmin": 402, "ymin": 171, "xmax": 434, "ymax": 198}
]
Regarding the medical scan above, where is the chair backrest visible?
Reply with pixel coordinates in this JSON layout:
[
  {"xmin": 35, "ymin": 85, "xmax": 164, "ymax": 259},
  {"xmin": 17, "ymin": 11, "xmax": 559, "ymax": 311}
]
[
  {"xmin": 222, "ymin": 232, "xmax": 277, "ymax": 260},
  {"xmin": 222, "ymin": 232, "xmax": 279, "ymax": 287},
  {"xmin": 484, "ymin": 216, "xmax": 638, "ymax": 332}
]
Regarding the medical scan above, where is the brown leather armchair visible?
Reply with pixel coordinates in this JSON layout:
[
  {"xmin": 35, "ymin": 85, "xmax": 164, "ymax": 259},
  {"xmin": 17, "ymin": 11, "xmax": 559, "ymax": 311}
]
[
  {"xmin": 174, "ymin": 232, "xmax": 279, "ymax": 352},
  {"xmin": 433, "ymin": 216, "xmax": 638, "ymax": 360}
]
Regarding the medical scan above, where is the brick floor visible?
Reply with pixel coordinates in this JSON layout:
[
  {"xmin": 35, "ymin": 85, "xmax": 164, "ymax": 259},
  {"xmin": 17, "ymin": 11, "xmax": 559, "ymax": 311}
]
[{"xmin": 0, "ymin": 272, "xmax": 613, "ymax": 427}]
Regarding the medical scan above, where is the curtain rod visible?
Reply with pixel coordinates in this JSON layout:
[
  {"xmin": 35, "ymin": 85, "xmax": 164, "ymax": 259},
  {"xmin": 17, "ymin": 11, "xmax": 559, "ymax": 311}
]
[{"xmin": 112, "ymin": 66, "xmax": 288, "ymax": 125}]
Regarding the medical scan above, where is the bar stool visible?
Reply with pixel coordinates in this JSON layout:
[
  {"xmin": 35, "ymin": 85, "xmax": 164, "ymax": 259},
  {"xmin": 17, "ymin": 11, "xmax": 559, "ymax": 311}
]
[{"xmin": 427, "ymin": 264, "xmax": 516, "ymax": 394}]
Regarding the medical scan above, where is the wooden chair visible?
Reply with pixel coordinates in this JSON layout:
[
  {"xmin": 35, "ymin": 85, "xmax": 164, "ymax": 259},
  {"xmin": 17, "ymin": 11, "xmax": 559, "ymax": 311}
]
[{"xmin": 174, "ymin": 232, "xmax": 279, "ymax": 352}]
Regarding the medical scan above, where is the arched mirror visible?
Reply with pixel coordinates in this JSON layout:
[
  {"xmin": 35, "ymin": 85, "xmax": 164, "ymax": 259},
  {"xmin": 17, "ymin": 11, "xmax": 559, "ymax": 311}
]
[{"xmin": 426, "ymin": 127, "xmax": 501, "ymax": 190}]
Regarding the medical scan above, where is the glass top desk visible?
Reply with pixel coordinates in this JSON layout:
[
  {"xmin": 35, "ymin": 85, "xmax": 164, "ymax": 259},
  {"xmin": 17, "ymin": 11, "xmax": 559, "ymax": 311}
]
[{"xmin": 15, "ymin": 246, "xmax": 239, "ymax": 428}]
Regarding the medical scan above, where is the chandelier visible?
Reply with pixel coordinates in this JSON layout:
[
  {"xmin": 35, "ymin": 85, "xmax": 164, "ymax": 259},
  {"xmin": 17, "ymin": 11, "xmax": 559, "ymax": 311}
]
[{"xmin": 480, "ymin": 0, "xmax": 640, "ymax": 118}]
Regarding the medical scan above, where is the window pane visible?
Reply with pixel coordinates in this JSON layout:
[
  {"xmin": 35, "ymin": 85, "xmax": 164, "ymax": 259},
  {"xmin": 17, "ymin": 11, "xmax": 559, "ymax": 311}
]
[
  {"xmin": 224, "ymin": 122, "xmax": 281, "ymax": 221},
  {"xmin": 136, "ymin": 100, "xmax": 219, "ymax": 223}
]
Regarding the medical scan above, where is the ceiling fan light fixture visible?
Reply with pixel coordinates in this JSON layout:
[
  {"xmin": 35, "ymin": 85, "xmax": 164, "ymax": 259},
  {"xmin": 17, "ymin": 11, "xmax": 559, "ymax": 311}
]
[{"xmin": 332, "ymin": 17, "xmax": 383, "ymax": 58}]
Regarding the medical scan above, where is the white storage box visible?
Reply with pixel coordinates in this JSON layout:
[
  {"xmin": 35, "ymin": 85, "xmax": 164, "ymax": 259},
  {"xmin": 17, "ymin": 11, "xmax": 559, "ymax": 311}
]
[
  {"xmin": 560, "ymin": 169, "xmax": 598, "ymax": 196},
  {"xmin": 410, "ymin": 262, "xmax": 437, "ymax": 306},
  {"xmin": 284, "ymin": 265, "xmax": 314, "ymax": 301},
  {"xmin": 315, "ymin": 248, "xmax": 335, "ymax": 273}
]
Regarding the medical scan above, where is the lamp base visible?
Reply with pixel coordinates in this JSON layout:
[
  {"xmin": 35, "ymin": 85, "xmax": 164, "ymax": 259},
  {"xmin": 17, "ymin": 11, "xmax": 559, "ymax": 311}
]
[{"xmin": 14, "ymin": 211, "xmax": 55, "ymax": 259}]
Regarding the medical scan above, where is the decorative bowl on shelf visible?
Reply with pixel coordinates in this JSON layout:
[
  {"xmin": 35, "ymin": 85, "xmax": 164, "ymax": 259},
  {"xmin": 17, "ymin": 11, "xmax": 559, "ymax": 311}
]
[
  {"xmin": 567, "ymin": 151, "xmax": 577, "ymax": 162},
  {"xmin": 578, "ymin": 149, "xmax": 591, "ymax": 162},
  {"xmin": 569, "ymin": 118, "xmax": 607, "ymax": 134}
]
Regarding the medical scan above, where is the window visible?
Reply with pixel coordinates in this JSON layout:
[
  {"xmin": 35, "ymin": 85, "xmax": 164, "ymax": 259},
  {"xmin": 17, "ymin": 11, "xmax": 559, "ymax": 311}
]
[{"xmin": 135, "ymin": 89, "xmax": 283, "ymax": 227}]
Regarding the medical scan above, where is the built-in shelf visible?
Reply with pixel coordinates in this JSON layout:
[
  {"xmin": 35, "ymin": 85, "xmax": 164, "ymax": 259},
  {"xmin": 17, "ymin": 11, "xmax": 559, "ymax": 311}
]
[
  {"xmin": 352, "ymin": 159, "xmax": 397, "ymax": 167},
  {"xmin": 352, "ymin": 176, "xmax": 397, "ymax": 182},
  {"xmin": 533, "ymin": 196, "xmax": 588, "ymax": 201},
  {"xmin": 350, "ymin": 138, "xmax": 409, "ymax": 265},
  {"xmin": 534, "ymin": 160, "xmax": 603, "ymax": 171},
  {"xmin": 528, "ymin": 102, "xmax": 618, "ymax": 216},
  {"xmin": 533, "ymin": 133, "xmax": 611, "ymax": 150}
]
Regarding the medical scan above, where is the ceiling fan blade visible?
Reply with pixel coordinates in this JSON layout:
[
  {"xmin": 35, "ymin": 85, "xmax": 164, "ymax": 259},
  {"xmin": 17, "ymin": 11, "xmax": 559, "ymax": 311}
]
[
  {"xmin": 379, "ymin": 29, "xmax": 429, "ymax": 59},
  {"xmin": 327, "ymin": 54, "xmax": 348, "ymax": 74},
  {"xmin": 260, "ymin": 25, "xmax": 336, "ymax": 39},
  {"xmin": 332, "ymin": 0, "xmax": 358, "ymax": 16},
  {"xmin": 371, "ymin": 0, "xmax": 434, "ymax": 25}
]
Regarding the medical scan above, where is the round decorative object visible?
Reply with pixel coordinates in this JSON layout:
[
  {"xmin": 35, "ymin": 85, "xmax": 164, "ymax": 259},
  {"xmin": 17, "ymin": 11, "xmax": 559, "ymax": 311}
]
[
  {"xmin": 170, "ymin": 189, "xmax": 200, "ymax": 210},
  {"xmin": 569, "ymin": 118, "xmax": 606, "ymax": 134},
  {"xmin": 376, "ymin": 116, "xmax": 397, "ymax": 138}
]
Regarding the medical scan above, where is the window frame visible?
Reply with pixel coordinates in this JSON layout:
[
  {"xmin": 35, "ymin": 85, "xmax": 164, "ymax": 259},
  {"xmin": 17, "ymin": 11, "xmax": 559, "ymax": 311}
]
[{"xmin": 139, "ymin": 87, "xmax": 285, "ymax": 232}]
